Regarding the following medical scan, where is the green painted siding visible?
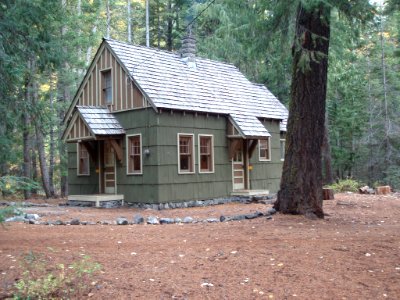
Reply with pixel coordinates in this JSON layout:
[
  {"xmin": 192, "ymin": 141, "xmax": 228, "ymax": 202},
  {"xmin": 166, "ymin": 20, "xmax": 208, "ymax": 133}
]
[
  {"xmin": 67, "ymin": 108, "xmax": 284, "ymax": 203},
  {"xmin": 249, "ymin": 119, "xmax": 283, "ymax": 193},
  {"xmin": 67, "ymin": 143, "xmax": 99, "ymax": 195}
]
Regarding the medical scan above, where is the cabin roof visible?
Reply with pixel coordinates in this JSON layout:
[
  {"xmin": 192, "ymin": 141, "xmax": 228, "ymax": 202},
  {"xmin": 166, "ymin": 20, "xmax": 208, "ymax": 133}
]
[
  {"xmin": 105, "ymin": 39, "xmax": 288, "ymax": 135},
  {"xmin": 77, "ymin": 106, "xmax": 125, "ymax": 136}
]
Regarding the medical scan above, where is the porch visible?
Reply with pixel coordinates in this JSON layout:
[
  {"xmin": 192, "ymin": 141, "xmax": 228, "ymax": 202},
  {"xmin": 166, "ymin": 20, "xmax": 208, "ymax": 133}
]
[
  {"xmin": 231, "ymin": 189, "xmax": 270, "ymax": 197},
  {"xmin": 67, "ymin": 194, "xmax": 124, "ymax": 208}
]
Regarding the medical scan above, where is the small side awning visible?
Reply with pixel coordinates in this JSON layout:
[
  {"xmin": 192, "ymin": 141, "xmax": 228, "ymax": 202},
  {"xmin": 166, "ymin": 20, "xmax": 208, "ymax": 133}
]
[
  {"xmin": 62, "ymin": 106, "xmax": 125, "ymax": 142},
  {"xmin": 229, "ymin": 114, "xmax": 271, "ymax": 139}
]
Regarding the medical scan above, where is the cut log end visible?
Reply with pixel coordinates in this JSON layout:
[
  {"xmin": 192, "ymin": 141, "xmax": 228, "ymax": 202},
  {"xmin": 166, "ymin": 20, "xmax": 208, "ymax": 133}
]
[
  {"xmin": 376, "ymin": 186, "xmax": 391, "ymax": 195},
  {"xmin": 323, "ymin": 188, "xmax": 334, "ymax": 200}
]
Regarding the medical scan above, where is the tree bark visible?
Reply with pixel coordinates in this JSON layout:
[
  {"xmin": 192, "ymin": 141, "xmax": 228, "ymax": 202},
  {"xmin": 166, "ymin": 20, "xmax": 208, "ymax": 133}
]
[
  {"xmin": 32, "ymin": 81, "xmax": 52, "ymax": 199},
  {"xmin": 49, "ymin": 77, "xmax": 56, "ymax": 197},
  {"xmin": 274, "ymin": 3, "xmax": 331, "ymax": 219},
  {"xmin": 166, "ymin": 0, "xmax": 173, "ymax": 51},
  {"xmin": 23, "ymin": 61, "xmax": 32, "ymax": 200},
  {"xmin": 322, "ymin": 115, "xmax": 333, "ymax": 185},
  {"xmin": 22, "ymin": 106, "xmax": 31, "ymax": 200},
  {"xmin": 146, "ymin": 0, "xmax": 150, "ymax": 47},
  {"xmin": 127, "ymin": 0, "xmax": 132, "ymax": 43}
]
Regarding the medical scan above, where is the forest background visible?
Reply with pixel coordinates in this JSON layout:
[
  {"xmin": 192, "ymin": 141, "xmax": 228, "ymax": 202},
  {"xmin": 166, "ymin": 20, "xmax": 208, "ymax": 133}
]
[{"xmin": 0, "ymin": 0, "xmax": 399, "ymax": 198}]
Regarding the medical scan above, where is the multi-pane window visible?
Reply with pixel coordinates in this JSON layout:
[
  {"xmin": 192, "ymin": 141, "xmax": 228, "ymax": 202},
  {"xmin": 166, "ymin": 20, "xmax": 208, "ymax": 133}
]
[
  {"xmin": 199, "ymin": 135, "xmax": 214, "ymax": 173},
  {"xmin": 78, "ymin": 143, "xmax": 90, "ymax": 175},
  {"xmin": 178, "ymin": 134, "xmax": 194, "ymax": 173},
  {"xmin": 102, "ymin": 70, "xmax": 112, "ymax": 105},
  {"xmin": 127, "ymin": 135, "xmax": 142, "ymax": 174},
  {"xmin": 280, "ymin": 139, "xmax": 286, "ymax": 161},
  {"xmin": 259, "ymin": 138, "xmax": 271, "ymax": 161}
]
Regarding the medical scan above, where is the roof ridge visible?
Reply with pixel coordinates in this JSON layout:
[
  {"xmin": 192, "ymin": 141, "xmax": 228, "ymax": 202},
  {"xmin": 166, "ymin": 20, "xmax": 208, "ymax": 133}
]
[{"xmin": 104, "ymin": 38, "xmax": 238, "ymax": 69}]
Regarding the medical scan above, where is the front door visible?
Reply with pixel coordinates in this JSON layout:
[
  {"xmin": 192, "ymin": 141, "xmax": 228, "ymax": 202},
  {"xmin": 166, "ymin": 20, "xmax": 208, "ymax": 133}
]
[
  {"xmin": 104, "ymin": 140, "xmax": 116, "ymax": 194},
  {"xmin": 232, "ymin": 144, "xmax": 245, "ymax": 190}
]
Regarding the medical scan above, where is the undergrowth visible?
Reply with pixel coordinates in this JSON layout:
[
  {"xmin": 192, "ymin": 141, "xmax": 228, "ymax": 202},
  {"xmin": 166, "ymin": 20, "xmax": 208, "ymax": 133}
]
[
  {"xmin": 13, "ymin": 250, "xmax": 101, "ymax": 299},
  {"xmin": 326, "ymin": 178, "xmax": 362, "ymax": 193}
]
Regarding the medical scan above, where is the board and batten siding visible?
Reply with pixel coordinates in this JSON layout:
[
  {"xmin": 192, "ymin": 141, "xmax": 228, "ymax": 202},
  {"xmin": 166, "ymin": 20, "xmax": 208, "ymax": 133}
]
[
  {"xmin": 66, "ymin": 116, "xmax": 92, "ymax": 141},
  {"xmin": 76, "ymin": 45, "xmax": 145, "ymax": 112}
]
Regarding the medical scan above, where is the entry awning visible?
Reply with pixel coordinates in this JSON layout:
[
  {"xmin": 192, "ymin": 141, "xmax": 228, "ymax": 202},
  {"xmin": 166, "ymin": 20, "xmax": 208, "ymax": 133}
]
[
  {"xmin": 229, "ymin": 114, "xmax": 271, "ymax": 139},
  {"xmin": 63, "ymin": 106, "xmax": 125, "ymax": 142}
]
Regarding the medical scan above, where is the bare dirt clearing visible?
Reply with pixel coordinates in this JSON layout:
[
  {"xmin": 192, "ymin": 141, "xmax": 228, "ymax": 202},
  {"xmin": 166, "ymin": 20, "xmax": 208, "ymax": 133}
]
[{"xmin": 1, "ymin": 193, "xmax": 400, "ymax": 299}]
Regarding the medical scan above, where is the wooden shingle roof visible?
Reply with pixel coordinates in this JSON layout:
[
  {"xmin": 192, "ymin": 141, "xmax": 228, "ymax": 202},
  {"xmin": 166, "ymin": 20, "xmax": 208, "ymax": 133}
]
[
  {"xmin": 77, "ymin": 106, "xmax": 125, "ymax": 136},
  {"xmin": 106, "ymin": 39, "xmax": 288, "ymax": 136}
]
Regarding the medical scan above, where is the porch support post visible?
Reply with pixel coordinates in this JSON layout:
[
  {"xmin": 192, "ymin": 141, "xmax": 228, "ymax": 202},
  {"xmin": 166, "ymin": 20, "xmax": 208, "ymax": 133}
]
[
  {"xmin": 229, "ymin": 139, "xmax": 241, "ymax": 160},
  {"xmin": 82, "ymin": 141, "xmax": 98, "ymax": 162},
  {"xmin": 248, "ymin": 139, "xmax": 258, "ymax": 159},
  {"xmin": 110, "ymin": 139, "xmax": 123, "ymax": 162},
  {"xmin": 243, "ymin": 139, "xmax": 250, "ymax": 190}
]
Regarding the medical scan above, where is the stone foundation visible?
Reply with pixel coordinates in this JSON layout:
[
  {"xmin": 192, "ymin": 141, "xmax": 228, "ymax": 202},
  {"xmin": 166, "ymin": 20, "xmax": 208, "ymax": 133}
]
[{"xmin": 127, "ymin": 195, "xmax": 275, "ymax": 210}]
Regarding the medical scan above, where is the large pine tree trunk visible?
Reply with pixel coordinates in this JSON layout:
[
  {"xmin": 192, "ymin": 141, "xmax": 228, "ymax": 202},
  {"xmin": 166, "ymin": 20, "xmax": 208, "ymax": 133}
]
[{"xmin": 274, "ymin": 3, "xmax": 331, "ymax": 219}]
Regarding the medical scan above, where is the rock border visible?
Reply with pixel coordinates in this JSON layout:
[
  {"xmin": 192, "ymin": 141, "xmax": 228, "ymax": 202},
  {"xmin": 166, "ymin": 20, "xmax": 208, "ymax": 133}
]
[{"xmin": 17, "ymin": 208, "xmax": 277, "ymax": 226}]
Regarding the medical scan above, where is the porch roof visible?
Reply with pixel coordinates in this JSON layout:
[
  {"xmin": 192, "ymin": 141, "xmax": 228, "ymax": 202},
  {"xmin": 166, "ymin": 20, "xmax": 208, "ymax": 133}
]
[
  {"xmin": 62, "ymin": 106, "xmax": 125, "ymax": 141},
  {"xmin": 77, "ymin": 106, "xmax": 125, "ymax": 136},
  {"xmin": 230, "ymin": 114, "xmax": 271, "ymax": 138}
]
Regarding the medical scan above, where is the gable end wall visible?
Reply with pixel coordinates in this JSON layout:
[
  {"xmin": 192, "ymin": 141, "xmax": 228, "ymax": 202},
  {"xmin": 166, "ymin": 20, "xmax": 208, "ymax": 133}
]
[{"xmin": 77, "ymin": 46, "xmax": 145, "ymax": 112}]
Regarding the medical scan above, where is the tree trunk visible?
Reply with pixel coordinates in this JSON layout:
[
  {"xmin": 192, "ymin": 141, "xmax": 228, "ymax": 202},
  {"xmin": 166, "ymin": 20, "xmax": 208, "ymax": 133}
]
[
  {"xmin": 322, "ymin": 115, "xmax": 333, "ymax": 185},
  {"xmin": 31, "ymin": 146, "xmax": 38, "ymax": 194},
  {"xmin": 32, "ymin": 80, "xmax": 52, "ymax": 198},
  {"xmin": 274, "ymin": 3, "xmax": 331, "ymax": 219},
  {"xmin": 23, "ymin": 61, "xmax": 32, "ymax": 200},
  {"xmin": 145, "ymin": 0, "xmax": 149, "ymax": 47},
  {"xmin": 127, "ymin": 0, "xmax": 132, "ymax": 43},
  {"xmin": 49, "ymin": 77, "xmax": 56, "ymax": 197},
  {"xmin": 22, "ymin": 108, "xmax": 31, "ymax": 200},
  {"xmin": 157, "ymin": 0, "xmax": 161, "ymax": 48},
  {"xmin": 106, "ymin": 0, "xmax": 111, "ymax": 39},
  {"xmin": 166, "ymin": 0, "xmax": 173, "ymax": 51}
]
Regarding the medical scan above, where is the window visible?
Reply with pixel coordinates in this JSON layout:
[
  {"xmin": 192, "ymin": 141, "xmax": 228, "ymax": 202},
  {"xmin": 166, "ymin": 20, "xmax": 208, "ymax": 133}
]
[
  {"xmin": 259, "ymin": 138, "xmax": 271, "ymax": 161},
  {"xmin": 178, "ymin": 134, "xmax": 194, "ymax": 173},
  {"xmin": 77, "ymin": 143, "xmax": 90, "ymax": 175},
  {"xmin": 199, "ymin": 135, "xmax": 214, "ymax": 173},
  {"xmin": 280, "ymin": 139, "xmax": 286, "ymax": 161},
  {"xmin": 102, "ymin": 69, "xmax": 112, "ymax": 105},
  {"xmin": 127, "ymin": 134, "xmax": 142, "ymax": 174}
]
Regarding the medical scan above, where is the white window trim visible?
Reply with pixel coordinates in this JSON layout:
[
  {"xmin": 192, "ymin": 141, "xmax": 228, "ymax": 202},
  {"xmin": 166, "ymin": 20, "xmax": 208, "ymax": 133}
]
[
  {"xmin": 280, "ymin": 138, "xmax": 286, "ymax": 161},
  {"xmin": 177, "ymin": 133, "xmax": 195, "ymax": 174},
  {"xmin": 100, "ymin": 67, "xmax": 113, "ymax": 105},
  {"xmin": 259, "ymin": 137, "xmax": 271, "ymax": 162},
  {"xmin": 126, "ymin": 134, "xmax": 143, "ymax": 175},
  {"xmin": 198, "ymin": 134, "xmax": 215, "ymax": 174},
  {"xmin": 77, "ymin": 143, "xmax": 90, "ymax": 176}
]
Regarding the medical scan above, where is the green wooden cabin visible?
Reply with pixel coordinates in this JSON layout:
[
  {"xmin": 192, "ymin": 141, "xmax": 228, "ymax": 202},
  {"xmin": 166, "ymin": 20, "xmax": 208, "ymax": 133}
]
[{"xmin": 63, "ymin": 37, "xmax": 288, "ymax": 205}]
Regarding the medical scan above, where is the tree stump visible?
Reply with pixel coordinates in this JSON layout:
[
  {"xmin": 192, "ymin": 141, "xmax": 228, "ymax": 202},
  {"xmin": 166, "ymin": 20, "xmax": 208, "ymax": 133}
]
[
  {"xmin": 323, "ymin": 188, "xmax": 334, "ymax": 200},
  {"xmin": 376, "ymin": 186, "xmax": 391, "ymax": 195}
]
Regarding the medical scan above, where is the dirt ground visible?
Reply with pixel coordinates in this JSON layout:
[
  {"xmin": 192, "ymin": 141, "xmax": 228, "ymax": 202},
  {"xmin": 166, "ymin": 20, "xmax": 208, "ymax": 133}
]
[{"xmin": 1, "ymin": 193, "xmax": 400, "ymax": 299}]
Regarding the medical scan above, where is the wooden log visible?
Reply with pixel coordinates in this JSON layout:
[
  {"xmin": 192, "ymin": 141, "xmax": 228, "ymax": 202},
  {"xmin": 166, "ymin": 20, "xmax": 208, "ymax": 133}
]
[
  {"xmin": 376, "ymin": 186, "xmax": 391, "ymax": 195},
  {"xmin": 323, "ymin": 188, "xmax": 334, "ymax": 200}
]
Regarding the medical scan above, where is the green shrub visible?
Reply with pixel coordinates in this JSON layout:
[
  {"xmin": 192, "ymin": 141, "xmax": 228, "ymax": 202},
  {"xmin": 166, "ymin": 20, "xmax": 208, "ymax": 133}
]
[
  {"xmin": 0, "ymin": 176, "xmax": 40, "ymax": 196},
  {"xmin": 13, "ymin": 251, "xmax": 101, "ymax": 299},
  {"xmin": 326, "ymin": 178, "xmax": 361, "ymax": 193},
  {"xmin": 0, "ymin": 205, "xmax": 22, "ymax": 224}
]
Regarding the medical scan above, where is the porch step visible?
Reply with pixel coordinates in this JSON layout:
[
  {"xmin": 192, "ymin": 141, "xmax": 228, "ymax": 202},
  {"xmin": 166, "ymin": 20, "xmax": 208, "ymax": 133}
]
[
  {"xmin": 231, "ymin": 190, "xmax": 269, "ymax": 197},
  {"xmin": 67, "ymin": 194, "xmax": 124, "ymax": 208}
]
